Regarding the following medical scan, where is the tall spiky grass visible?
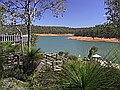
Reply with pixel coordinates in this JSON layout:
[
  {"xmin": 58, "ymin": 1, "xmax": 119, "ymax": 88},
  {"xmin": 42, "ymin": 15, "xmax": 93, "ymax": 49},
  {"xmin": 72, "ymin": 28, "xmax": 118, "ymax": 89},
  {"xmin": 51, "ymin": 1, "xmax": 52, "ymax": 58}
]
[
  {"xmin": 103, "ymin": 47, "xmax": 120, "ymax": 64},
  {"xmin": 23, "ymin": 47, "xmax": 43, "ymax": 75},
  {"xmin": 58, "ymin": 61, "xmax": 120, "ymax": 90}
]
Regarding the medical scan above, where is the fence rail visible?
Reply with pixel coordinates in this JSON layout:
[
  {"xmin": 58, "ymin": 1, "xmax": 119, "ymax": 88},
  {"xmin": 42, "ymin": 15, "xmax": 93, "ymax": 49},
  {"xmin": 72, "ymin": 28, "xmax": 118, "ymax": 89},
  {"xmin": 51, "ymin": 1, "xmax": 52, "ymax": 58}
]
[
  {"xmin": 0, "ymin": 34, "xmax": 21, "ymax": 43},
  {"xmin": 41, "ymin": 53, "xmax": 68, "ymax": 71}
]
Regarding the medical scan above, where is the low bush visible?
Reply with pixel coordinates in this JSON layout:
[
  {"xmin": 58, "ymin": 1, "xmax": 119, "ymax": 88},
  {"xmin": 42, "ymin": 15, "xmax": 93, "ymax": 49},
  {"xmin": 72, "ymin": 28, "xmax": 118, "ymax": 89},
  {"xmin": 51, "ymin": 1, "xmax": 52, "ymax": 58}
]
[{"xmin": 58, "ymin": 61, "xmax": 120, "ymax": 90}]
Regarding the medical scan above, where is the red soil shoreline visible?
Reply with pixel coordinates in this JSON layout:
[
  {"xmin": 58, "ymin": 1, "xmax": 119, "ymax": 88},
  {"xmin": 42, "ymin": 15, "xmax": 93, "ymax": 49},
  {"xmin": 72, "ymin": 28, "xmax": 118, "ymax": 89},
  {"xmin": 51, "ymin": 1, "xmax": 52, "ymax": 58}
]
[
  {"xmin": 68, "ymin": 36, "xmax": 120, "ymax": 42},
  {"xmin": 23, "ymin": 34, "xmax": 73, "ymax": 37},
  {"xmin": 23, "ymin": 34, "xmax": 120, "ymax": 42},
  {"xmin": 35, "ymin": 34, "xmax": 73, "ymax": 36}
]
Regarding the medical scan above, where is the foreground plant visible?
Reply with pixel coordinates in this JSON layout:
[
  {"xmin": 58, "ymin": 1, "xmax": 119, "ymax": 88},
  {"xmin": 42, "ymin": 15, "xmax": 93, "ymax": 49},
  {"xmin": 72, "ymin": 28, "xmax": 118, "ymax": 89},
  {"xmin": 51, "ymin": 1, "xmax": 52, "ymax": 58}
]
[
  {"xmin": 0, "ymin": 42, "xmax": 20, "ymax": 78},
  {"xmin": 0, "ymin": 78, "xmax": 29, "ymax": 90},
  {"xmin": 58, "ymin": 61, "xmax": 120, "ymax": 90},
  {"xmin": 23, "ymin": 47, "xmax": 43, "ymax": 75}
]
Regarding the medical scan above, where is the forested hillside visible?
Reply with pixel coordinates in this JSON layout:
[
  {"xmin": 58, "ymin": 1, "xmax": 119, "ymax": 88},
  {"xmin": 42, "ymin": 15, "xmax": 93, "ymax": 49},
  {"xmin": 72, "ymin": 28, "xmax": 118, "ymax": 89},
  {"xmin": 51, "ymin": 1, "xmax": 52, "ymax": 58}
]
[
  {"xmin": 0, "ymin": 24, "xmax": 119, "ymax": 38},
  {"xmin": 0, "ymin": 25, "xmax": 91, "ymax": 35},
  {"xmin": 75, "ymin": 24, "xmax": 120, "ymax": 38}
]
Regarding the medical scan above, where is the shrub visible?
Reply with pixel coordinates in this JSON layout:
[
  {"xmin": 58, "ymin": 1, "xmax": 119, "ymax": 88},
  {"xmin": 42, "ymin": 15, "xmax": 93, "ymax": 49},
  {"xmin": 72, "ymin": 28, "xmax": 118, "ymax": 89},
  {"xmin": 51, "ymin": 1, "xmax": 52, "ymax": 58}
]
[
  {"xmin": 68, "ymin": 55, "xmax": 78, "ymax": 61},
  {"xmin": 23, "ymin": 47, "xmax": 43, "ymax": 75},
  {"xmin": 0, "ymin": 78, "xmax": 29, "ymax": 90},
  {"xmin": 58, "ymin": 61, "xmax": 120, "ymax": 90}
]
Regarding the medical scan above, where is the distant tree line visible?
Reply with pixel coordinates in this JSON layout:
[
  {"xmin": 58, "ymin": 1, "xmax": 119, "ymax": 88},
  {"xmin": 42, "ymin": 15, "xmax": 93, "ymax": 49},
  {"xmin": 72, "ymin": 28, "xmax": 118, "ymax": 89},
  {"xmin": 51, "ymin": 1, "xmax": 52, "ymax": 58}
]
[
  {"xmin": 0, "ymin": 24, "xmax": 119, "ymax": 39},
  {"xmin": 0, "ymin": 25, "xmax": 91, "ymax": 35},
  {"xmin": 74, "ymin": 23, "xmax": 120, "ymax": 38}
]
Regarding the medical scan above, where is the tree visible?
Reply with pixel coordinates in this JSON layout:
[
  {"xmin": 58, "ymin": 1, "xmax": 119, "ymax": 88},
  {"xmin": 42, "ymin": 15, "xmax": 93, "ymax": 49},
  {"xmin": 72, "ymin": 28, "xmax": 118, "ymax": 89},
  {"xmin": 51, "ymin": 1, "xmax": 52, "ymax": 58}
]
[
  {"xmin": 105, "ymin": 0, "xmax": 120, "ymax": 38},
  {"xmin": 1, "ymin": 0, "xmax": 67, "ymax": 49},
  {"xmin": 0, "ymin": 4, "xmax": 6, "ymax": 33},
  {"xmin": 0, "ymin": 5, "xmax": 5, "ymax": 26},
  {"xmin": 88, "ymin": 46, "xmax": 98, "ymax": 60}
]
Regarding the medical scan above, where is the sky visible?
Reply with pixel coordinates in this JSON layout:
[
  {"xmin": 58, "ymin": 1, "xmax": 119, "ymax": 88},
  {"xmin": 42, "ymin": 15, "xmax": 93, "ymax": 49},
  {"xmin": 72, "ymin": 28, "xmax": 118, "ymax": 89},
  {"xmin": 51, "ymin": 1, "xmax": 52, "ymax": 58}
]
[{"xmin": 34, "ymin": 0, "xmax": 107, "ymax": 28}]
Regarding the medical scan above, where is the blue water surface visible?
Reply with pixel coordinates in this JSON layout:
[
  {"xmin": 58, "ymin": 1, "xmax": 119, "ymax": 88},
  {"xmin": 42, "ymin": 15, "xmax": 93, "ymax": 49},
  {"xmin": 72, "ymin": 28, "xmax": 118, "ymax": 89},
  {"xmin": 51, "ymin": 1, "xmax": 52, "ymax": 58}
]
[{"xmin": 37, "ymin": 36, "xmax": 120, "ymax": 57}]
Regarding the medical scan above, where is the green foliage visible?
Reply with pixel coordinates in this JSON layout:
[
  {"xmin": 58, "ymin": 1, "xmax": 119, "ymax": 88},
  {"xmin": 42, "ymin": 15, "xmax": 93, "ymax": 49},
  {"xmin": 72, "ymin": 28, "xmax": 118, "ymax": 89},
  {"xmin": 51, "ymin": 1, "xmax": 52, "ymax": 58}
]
[
  {"xmin": 88, "ymin": 46, "xmax": 98, "ymax": 59},
  {"xmin": 1, "ymin": 25, "xmax": 87, "ymax": 35},
  {"xmin": 59, "ymin": 61, "xmax": 120, "ymax": 90},
  {"xmin": 0, "ymin": 78, "xmax": 29, "ymax": 90},
  {"xmin": 105, "ymin": 0, "xmax": 120, "ymax": 25},
  {"xmin": 0, "ymin": 41, "xmax": 119, "ymax": 90},
  {"xmin": 103, "ymin": 48, "xmax": 120, "ymax": 64},
  {"xmin": 2, "ymin": 68, "xmax": 27, "ymax": 81},
  {"xmin": 0, "ymin": 42, "xmax": 19, "ymax": 54},
  {"xmin": 23, "ymin": 47, "xmax": 43, "ymax": 75},
  {"xmin": 31, "ymin": 33, "xmax": 38, "ymax": 47},
  {"xmin": 68, "ymin": 55, "xmax": 78, "ymax": 61},
  {"xmin": 1, "ymin": 0, "xmax": 67, "ymax": 25},
  {"xmin": 105, "ymin": 0, "xmax": 120, "ymax": 38},
  {"xmin": 58, "ymin": 50, "xmax": 78, "ymax": 61},
  {"xmin": 75, "ymin": 23, "xmax": 120, "ymax": 38},
  {"xmin": 0, "ymin": 4, "xmax": 6, "ymax": 26},
  {"xmin": 0, "ymin": 42, "xmax": 20, "ymax": 78},
  {"xmin": 27, "ymin": 72, "xmax": 41, "ymax": 90},
  {"xmin": 2, "ymin": 23, "xmax": 120, "ymax": 38},
  {"xmin": 26, "ymin": 69, "xmax": 61, "ymax": 90},
  {"xmin": 115, "ymin": 49, "xmax": 120, "ymax": 64},
  {"xmin": 1, "ymin": 0, "xmax": 67, "ymax": 49},
  {"xmin": 64, "ymin": 50, "xmax": 70, "ymax": 58},
  {"xmin": 58, "ymin": 51, "xmax": 64, "ymax": 56}
]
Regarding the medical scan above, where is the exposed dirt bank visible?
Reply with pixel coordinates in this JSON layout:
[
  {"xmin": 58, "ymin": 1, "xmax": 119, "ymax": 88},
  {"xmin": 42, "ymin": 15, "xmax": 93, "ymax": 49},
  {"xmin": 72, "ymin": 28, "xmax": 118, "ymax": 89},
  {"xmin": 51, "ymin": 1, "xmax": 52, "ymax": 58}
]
[
  {"xmin": 68, "ymin": 36, "xmax": 120, "ymax": 42},
  {"xmin": 23, "ymin": 34, "xmax": 73, "ymax": 37},
  {"xmin": 23, "ymin": 34, "xmax": 120, "ymax": 42}
]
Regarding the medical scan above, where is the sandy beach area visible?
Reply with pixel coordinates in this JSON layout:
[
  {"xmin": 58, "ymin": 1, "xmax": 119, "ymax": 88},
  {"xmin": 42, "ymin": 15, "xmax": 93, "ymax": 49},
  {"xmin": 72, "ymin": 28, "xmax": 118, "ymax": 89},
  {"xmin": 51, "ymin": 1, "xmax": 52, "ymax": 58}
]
[
  {"xmin": 23, "ymin": 34, "xmax": 73, "ymax": 37},
  {"xmin": 23, "ymin": 34, "xmax": 120, "ymax": 42},
  {"xmin": 35, "ymin": 34, "xmax": 73, "ymax": 36},
  {"xmin": 68, "ymin": 36, "xmax": 120, "ymax": 42}
]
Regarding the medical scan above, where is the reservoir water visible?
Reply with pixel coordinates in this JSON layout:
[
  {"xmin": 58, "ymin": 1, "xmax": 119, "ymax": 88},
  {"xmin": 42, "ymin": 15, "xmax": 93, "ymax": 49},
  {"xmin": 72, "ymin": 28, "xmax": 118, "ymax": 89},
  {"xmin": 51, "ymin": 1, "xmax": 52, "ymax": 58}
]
[{"xmin": 37, "ymin": 36, "xmax": 120, "ymax": 57}]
